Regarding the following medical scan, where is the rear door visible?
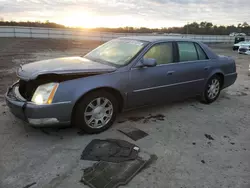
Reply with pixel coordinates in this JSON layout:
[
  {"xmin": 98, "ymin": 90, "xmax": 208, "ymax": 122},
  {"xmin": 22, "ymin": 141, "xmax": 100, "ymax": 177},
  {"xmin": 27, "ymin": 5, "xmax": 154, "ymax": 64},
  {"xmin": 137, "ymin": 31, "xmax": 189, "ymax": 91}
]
[{"xmin": 172, "ymin": 41, "xmax": 211, "ymax": 98}]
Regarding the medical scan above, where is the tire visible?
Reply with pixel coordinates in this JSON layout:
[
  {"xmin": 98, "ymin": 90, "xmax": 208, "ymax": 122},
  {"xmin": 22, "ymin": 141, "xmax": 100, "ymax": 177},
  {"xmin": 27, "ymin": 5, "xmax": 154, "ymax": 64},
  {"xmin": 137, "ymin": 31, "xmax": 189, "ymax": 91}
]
[
  {"xmin": 73, "ymin": 90, "xmax": 118, "ymax": 134},
  {"xmin": 201, "ymin": 75, "xmax": 222, "ymax": 104}
]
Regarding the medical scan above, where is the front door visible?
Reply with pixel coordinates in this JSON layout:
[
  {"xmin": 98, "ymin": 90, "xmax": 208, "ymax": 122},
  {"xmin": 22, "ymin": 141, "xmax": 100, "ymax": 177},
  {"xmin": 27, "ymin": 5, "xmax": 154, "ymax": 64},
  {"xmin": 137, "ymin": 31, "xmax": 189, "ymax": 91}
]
[{"xmin": 127, "ymin": 42, "xmax": 178, "ymax": 108}]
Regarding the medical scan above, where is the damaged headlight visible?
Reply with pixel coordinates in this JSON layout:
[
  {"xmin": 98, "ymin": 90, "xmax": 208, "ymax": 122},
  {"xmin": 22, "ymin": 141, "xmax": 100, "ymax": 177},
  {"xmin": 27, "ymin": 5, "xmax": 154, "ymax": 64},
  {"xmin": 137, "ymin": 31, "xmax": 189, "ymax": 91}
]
[{"xmin": 31, "ymin": 83, "xmax": 59, "ymax": 105}]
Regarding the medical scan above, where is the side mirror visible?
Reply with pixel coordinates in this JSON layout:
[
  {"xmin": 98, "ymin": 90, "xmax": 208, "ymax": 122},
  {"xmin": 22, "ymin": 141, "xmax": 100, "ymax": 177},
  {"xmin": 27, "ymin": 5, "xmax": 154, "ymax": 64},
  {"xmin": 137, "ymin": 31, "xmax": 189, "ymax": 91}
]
[{"xmin": 137, "ymin": 58, "xmax": 157, "ymax": 68}]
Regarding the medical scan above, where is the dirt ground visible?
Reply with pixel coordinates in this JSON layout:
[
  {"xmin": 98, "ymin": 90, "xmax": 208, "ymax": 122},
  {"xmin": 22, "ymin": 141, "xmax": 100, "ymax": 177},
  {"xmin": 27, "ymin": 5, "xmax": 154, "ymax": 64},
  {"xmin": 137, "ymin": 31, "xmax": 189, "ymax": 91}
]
[{"xmin": 0, "ymin": 38, "xmax": 250, "ymax": 188}]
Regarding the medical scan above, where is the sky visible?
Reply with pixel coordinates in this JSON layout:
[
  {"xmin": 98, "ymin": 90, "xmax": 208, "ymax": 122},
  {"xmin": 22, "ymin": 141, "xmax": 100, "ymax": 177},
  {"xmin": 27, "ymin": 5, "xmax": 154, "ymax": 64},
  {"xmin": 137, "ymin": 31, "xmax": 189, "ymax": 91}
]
[{"xmin": 0, "ymin": 0, "xmax": 249, "ymax": 28}]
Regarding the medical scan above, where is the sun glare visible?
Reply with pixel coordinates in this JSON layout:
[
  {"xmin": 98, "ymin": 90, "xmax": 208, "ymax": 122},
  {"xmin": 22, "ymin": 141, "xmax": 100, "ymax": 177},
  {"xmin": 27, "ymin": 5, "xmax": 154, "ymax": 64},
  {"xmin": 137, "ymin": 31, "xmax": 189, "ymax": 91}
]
[
  {"xmin": 59, "ymin": 13, "xmax": 141, "ymax": 28},
  {"xmin": 58, "ymin": 12, "xmax": 183, "ymax": 28},
  {"xmin": 60, "ymin": 13, "xmax": 97, "ymax": 28}
]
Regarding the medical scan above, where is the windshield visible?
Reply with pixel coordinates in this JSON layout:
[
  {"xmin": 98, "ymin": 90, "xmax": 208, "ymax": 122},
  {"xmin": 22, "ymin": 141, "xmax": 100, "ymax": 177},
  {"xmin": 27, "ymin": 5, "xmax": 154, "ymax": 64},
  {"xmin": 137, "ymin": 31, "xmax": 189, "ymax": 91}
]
[{"xmin": 84, "ymin": 39, "xmax": 148, "ymax": 66}]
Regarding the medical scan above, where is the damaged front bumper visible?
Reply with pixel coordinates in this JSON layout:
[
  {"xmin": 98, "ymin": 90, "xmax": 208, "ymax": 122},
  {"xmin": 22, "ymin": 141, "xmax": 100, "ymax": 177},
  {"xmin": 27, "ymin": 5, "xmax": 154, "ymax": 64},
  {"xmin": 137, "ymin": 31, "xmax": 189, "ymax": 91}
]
[{"xmin": 5, "ymin": 82, "xmax": 72, "ymax": 127}]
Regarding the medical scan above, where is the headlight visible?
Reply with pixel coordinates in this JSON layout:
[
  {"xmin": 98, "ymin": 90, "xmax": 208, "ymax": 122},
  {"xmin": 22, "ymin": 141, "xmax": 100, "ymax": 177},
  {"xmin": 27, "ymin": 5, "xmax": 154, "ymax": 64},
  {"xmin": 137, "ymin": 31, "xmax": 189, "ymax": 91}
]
[{"xmin": 31, "ymin": 83, "xmax": 59, "ymax": 105}]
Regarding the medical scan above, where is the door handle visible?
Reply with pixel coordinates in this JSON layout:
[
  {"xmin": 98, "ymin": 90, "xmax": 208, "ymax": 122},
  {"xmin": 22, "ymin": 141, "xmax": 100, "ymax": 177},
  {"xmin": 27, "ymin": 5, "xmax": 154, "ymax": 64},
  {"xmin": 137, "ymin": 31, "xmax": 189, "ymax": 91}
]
[
  {"xmin": 167, "ymin": 71, "xmax": 175, "ymax": 75},
  {"xmin": 204, "ymin": 66, "xmax": 211, "ymax": 70}
]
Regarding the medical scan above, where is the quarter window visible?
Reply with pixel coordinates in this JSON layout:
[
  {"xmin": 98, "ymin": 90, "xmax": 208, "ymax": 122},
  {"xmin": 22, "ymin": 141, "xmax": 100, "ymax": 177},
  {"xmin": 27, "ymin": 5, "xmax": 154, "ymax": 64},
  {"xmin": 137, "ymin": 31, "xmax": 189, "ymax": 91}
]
[
  {"xmin": 195, "ymin": 43, "xmax": 208, "ymax": 60},
  {"xmin": 143, "ymin": 43, "xmax": 173, "ymax": 65},
  {"xmin": 177, "ymin": 42, "xmax": 198, "ymax": 62}
]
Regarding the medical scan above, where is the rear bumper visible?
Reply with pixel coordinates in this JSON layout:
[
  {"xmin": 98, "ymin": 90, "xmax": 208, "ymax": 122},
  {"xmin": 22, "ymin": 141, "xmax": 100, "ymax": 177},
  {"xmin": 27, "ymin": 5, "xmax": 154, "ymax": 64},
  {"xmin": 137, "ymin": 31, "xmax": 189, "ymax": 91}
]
[
  {"xmin": 5, "ymin": 83, "xmax": 72, "ymax": 127},
  {"xmin": 223, "ymin": 72, "xmax": 237, "ymax": 89}
]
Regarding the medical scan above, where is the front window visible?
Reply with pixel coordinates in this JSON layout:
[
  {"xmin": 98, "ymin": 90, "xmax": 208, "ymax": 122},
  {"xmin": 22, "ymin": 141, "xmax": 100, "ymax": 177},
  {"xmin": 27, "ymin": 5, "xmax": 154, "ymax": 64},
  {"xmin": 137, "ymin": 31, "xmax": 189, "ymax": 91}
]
[
  {"xmin": 84, "ymin": 39, "xmax": 148, "ymax": 66},
  {"xmin": 143, "ymin": 42, "xmax": 173, "ymax": 65}
]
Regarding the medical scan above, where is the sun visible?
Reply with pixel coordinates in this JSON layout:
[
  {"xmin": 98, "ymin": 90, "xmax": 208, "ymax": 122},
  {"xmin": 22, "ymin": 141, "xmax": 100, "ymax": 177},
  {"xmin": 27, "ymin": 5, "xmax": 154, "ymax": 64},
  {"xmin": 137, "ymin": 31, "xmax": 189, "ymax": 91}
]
[{"xmin": 60, "ymin": 13, "xmax": 100, "ymax": 28}]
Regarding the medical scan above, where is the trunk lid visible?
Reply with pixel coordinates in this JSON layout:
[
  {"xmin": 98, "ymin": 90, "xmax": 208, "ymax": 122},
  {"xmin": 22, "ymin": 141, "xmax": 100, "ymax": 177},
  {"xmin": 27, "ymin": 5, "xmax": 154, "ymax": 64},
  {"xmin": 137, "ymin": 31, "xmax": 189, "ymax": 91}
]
[{"xmin": 17, "ymin": 56, "xmax": 116, "ymax": 81}]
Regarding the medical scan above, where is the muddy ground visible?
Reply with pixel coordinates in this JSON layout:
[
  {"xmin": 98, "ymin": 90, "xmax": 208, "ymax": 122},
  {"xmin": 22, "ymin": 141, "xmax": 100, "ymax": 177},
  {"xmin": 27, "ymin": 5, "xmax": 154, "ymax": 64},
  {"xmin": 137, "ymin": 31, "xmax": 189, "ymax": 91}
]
[{"xmin": 0, "ymin": 38, "xmax": 250, "ymax": 188}]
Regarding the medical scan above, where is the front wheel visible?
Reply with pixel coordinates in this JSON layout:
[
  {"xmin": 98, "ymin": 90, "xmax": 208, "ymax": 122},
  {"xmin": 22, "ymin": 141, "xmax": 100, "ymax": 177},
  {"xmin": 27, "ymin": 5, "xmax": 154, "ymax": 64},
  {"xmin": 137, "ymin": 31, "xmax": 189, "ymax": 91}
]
[
  {"xmin": 201, "ymin": 75, "xmax": 222, "ymax": 104},
  {"xmin": 73, "ymin": 90, "xmax": 118, "ymax": 134}
]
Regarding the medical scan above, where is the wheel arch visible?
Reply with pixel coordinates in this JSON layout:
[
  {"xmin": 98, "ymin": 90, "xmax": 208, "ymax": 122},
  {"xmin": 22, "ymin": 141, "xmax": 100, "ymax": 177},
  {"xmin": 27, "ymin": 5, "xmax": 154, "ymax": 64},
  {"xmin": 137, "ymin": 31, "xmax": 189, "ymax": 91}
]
[
  {"xmin": 207, "ymin": 70, "xmax": 225, "ymax": 87},
  {"xmin": 71, "ymin": 87, "xmax": 125, "ymax": 124}
]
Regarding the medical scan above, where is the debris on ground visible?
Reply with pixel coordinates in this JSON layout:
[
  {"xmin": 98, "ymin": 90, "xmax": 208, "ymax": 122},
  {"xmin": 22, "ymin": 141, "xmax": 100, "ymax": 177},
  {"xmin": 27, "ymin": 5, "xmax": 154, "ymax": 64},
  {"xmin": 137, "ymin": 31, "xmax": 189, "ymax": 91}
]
[
  {"xmin": 192, "ymin": 142, "xmax": 196, "ymax": 145},
  {"xmin": 128, "ymin": 116, "xmax": 145, "ymax": 122},
  {"xmin": 230, "ymin": 142, "xmax": 235, "ymax": 145},
  {"xmin": 80, "ymin": 148, "xmax": 153, "ymax": 188},
  {"xmin": 40, "ymin": 128, "xmax": 64, "ymax": 139},
  {"xmin": 117, "ymin": 120, "xmax": 127, "ymax": 124},
  {"xmin": 238, "ymin": 92, "xmax": 248, "ymax": 96},
  {"xmin": 22, "ymin": 182, "xmax": 36, "ymax": 188},
  {"xmin": 118, "ymin": 126, "xmax": 148, "ymax": 141},
  {"xmin": 40, "ymin": 128, "xmax": 51, "ymax": 135},
  {"xmin": 144, "ymin": 114, "xmax": 165, "ymax": 123},
  {"xmin": 77, "ymin": 130, "xmax": 85, "ymax": 135},
  {"xmin": 204, "ymin": 134, "xmax": 214, "ymax": 140},
  {"xmin": 221, "ymin": 95, "xmax": 231, "ymax": 100},
  {"xmin": 81, "ymin": 157, "xmax": 148, "ymax": 188},
  {"xmin": 201, "ymin": 160, "xmax": 206, "ymax": 164},
  {"xmin": 81, "ymin": 139, "xmax": 139, "ymax": 162},
  {"xmin": 120, "ymin": 114, "xmax": 165, "ymax": 124},
  {"xmin": 190, "ymin": 104, "xmax": 203, "ymax": 110}
]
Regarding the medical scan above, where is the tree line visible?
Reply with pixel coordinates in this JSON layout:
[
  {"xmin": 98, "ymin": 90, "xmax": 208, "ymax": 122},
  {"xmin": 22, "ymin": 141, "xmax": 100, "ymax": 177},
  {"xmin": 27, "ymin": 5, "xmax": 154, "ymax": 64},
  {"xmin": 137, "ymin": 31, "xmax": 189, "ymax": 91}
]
[
  {"xmin": 0, "ymin": 20, "xmax": 65, "ymax": 28},
  {"xmin": 0, "ymin": 20, "xmax": 249, "ymax": 35}
]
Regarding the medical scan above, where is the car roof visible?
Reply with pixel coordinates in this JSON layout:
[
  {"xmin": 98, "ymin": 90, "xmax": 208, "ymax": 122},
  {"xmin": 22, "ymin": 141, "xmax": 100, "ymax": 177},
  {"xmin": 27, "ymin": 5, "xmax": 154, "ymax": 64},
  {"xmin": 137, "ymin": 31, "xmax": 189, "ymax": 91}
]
[{"xmin": 119, "ymin": 36, "xmax": 197, "ymax": 43}]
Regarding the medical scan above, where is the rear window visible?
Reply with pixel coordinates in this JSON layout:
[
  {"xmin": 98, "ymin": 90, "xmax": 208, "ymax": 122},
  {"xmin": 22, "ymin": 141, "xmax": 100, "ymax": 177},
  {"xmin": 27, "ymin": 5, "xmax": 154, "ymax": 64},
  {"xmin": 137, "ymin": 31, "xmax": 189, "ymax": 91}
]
[{"xmin": 177, "ymin": 42, "xmax": 198, "ymax": 62}]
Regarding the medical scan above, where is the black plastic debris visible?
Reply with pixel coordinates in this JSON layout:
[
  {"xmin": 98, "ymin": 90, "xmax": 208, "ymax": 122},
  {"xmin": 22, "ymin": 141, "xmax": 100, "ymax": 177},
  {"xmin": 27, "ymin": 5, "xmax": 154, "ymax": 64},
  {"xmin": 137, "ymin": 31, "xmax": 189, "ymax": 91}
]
[
  {"xmin": 23, "ymin": 182, "xmax": 36, "ymax": 188},
  {"xmin": 81, "ymin": 152, "xmax": 151, "ymax": 188},
  {"xmin": 118, "ymin": 126, "xmax": 148, "ymax": 141},
  {"xmin": 117, "ymin": 120, "xmax": 127, "ymax": 124},
  {"xmin": 40, "ymin": 128, "xmax": 50, "ymax": 135},
  {"xmin": 128, "ymin": 116, "xmax": 145, "ymax": 122},
  {"xmin": 204, "ymin": 134, "xmax": 214, "ymax": 140},
  {"xmin": 77, "ymin": 130, "xmax": 85, "ymax": 136},
  {"xmin": 81, "ymin": 139, "xmax": 140, "ymax": 163}
]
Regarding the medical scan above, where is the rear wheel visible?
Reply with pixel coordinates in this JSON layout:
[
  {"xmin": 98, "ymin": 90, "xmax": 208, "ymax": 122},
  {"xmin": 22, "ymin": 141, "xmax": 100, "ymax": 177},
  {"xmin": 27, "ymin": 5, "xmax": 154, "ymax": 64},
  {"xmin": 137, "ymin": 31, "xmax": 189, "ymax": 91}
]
[
  {"xmin": 201, "ymin": 75, "xmax": 222, "ymax": 104},
  {"xmin": 73, "ymin": 90, "xmax": 118, "ymax": 134}
]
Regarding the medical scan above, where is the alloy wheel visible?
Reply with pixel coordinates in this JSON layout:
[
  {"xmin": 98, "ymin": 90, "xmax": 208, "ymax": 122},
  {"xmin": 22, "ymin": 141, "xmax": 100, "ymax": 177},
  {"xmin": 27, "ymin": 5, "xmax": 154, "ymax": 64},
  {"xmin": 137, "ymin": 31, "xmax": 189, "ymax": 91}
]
[{"xmin": 84, "ymin": 97, "xmax": 113, "ymax": 129}]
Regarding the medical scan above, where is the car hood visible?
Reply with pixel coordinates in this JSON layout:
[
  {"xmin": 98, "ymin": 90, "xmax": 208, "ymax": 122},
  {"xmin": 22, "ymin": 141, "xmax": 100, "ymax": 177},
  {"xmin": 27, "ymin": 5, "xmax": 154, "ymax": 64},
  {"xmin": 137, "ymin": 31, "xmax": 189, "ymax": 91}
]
[{"xmin": 17, "ymin": 56, "xmax": 117, "ymax": 80}]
